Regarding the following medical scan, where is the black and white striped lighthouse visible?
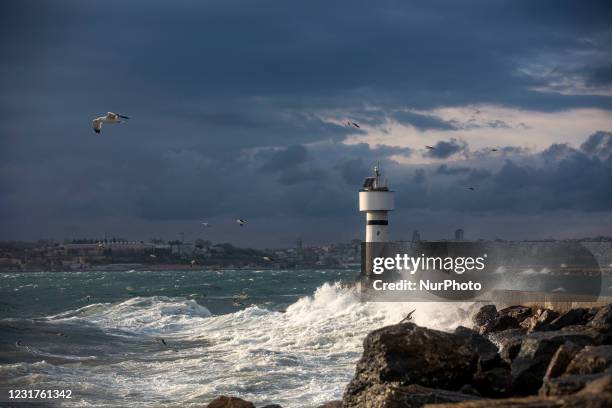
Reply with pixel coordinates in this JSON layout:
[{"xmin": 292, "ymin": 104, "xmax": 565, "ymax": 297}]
[{"xmin": 359, "ymin": 165, "xmax": 394, "ymax": 242}]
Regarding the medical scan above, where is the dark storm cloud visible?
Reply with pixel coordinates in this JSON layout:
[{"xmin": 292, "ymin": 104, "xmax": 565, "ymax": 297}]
[
  {"xmin": 436, "ymin": 165, "xmax": 471, "ymax": 176},
  {"xmin": 580, "ymin": 131, "xmax": 612, "ymax": 159},
  {"xmin": 425, "ymin": 139, "xmax": 469, "ymax": 159},
  {"xmin": 1, "ymin": 0, "xmax": 612, "ymax": 243},
  {"xmin": 259, "ymin": 145, "xmax": 310, "ymax": 172},
  {"xmin": 393, "ymin": 131, "xmax": 612, "ymax": 215},
  {"xmin": 392, "ymin": 111, "xmax": 458, "ymax": 131}
]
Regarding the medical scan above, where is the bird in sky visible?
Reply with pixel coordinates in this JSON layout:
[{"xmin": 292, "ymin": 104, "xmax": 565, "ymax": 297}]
[
  {"xmin": 263, "ymin": 256, "xmax": 273, "ymax": 261},
  {"xmin": 400, "ymin": 309, "xmax": 416, "ymax": 323},
  {"xmin": 347, "ymin": 121, "xmax": 360, "ymax": 128},
  {"xmin": 201, "ymin": 222, "xmax": 211, "ymax": 227},
  {"xmin": 236, "ymin": 218, "xmax": 248, "ymax": 227},
  {"xmin": 425, "ymin": 145, "xmax": 435, "ymax": 150},
  {"xmin": 149, "ymin": 254, "xmax": 157, "ymax": 258},
  {"xmin": 91, "ymin": 112, "xmax": 130, "ymax": 134},
  {"xmin": 491, "ymin": 148, "xmax": 498, "ymax": 152},
  {"xmin": 467, "ymin": 186, "xmax": 476, "ymax": 191}
]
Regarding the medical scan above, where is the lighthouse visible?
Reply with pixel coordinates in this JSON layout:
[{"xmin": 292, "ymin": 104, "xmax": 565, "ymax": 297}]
[{"xmin": 359, "ymin": 165, "xmax": 394, "ymax": 242}]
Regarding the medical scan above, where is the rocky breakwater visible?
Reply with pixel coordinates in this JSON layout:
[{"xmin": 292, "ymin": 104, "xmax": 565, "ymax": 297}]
[
  {"xmin": 342, "ymin": 304, "xmax": 612, "ymax": 408},
  {"xmin": 202, "ymin": 304, "xmax": 612, "ymax": 408}
]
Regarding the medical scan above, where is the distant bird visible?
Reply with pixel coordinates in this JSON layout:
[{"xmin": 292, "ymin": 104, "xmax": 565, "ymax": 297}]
[
  {"xmin": 347, "ymin": 121, "xmax": 360, "ymax": 128},
  {"xmin": 491, "ymin": 148, "xmax": 498, "ymax": 152},
  {"xmin": 16, "ymin": 340, "xmax": 22, "ymax": 347},
  {"xmin": 149, "ymin": 254, "xmax": 157, "ymax": 258},
  {"xmin": 400, "ymin": 309, "xmax": 416, "ymax": 324},
  {"xmin": 190, "ymin": 260, "xmax": 197, "ymax": 267},
  {"xmin": 155, "ymin": 337, "xmax": 168, "ymax": 347},
  {"xmin": 467, "ymin": 186, "xmax": 476, "ymax": 191},
  {"xmin": 91, "ymin": 112, "xmax": 130, "ymax": 134},
  {"xmin": 201, "ymin": 222, "xmax": 211, "ymax": 227},
  {"xmin": 55, "ymin": 332, "xmax": 65, "ymax": 337},
  {"xmin": 236, "ymin": 218, "xmax": 248, "ymax": 227},
  {"xmin": 425, "ymin": 145, "xmax": 435, "ymax": 150},
  {"xmin": 263, "ymin": 256, "xmax": 273, "ymax": 261}
]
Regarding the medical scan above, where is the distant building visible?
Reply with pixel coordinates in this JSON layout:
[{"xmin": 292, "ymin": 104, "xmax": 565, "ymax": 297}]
[
  {"xmin": 455, "ymin": 229, "xmax": 465, "ymax": 241},
  {"xmin": 412, "ymin": 230, "xmax": 421, "ymax": 242}
]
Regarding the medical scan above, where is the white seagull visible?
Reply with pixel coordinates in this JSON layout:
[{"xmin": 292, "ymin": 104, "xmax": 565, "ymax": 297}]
[
  {"xmin": 92, "ymin": 112, "xmax": 130, "ymax": 134},
  {"xmin": 201, "ymin": 222, "xmax": 211, "ymax": 227},
  {"xmin": 235, "ymin": 218, "xmax": 248, "ymax": 227}
]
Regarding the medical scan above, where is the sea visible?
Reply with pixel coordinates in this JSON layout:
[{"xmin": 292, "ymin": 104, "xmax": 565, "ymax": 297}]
[{"xmin": 0, "ymin": 268, "xmax": 477, "ymax": 407}]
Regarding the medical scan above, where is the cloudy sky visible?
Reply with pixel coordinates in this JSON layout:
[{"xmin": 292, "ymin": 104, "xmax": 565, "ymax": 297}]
[{"xmin": 1, "ymin": 0, "xmax": 611, "ymax": 247}]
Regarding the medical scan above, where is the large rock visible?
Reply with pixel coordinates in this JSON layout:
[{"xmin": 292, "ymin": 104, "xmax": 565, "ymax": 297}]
[
  {"xmin": 498, "ymin": 306, "xmax": 533, "ymax": 324},
  {"xmin": 344, "ymin": 383, "xmax": 479, "ymax": 408},
  {"xmin": 543, "ymin": 342, "xmax": 582, "ymax": 380},
  {"xmin": 519, "ymin": 308, "xmax": 559, "ymax": 333},
  {"xmin": 454, "ymin": 326, "xmax": 502, "ymax": 371},
  {"xmin": 425, "ymin": 392, "xmax": 612, "ymax": 407},
  {"xmin": 510, "ymin": 329, "xmax": 599, "ymax": 395},
  {"xmin": 565, "ymin": 345, "xmax": 612, "ymax": 375},
  {"xmin": 487, "ymin": 329, "xmax": 527, "ymax": 365},
  {"xmin": 343, "ymin": 323, "xmax": 479, "ymax": 407},
  {"xmin": 206, "ymin": 396, "xmax": 255, "ymax": 408},
  {"xmin": 543, "ymin": 308, "xmax": 590, "ymax": 331},
  {"xmin": 539, "ymin": 373, "xmax": 610, "ymax": 396},
  {"xmin": 473, "ymin": 305, "xmax": 525, "ymax": 335},
  {"xmin": 590, "ymin": 304, "xmax": 612, "ymax": 327},
  {"xmin": 472, "ymin": 305, "xmax": 497, "ymax": 334},
  {"xmin": 472, "ymin": 367, "xmax": 513, "ymax": 397}
]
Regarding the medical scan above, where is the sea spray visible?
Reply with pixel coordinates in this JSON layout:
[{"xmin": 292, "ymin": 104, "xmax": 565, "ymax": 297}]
[{"xmin": 5, "ymin": 280, "xmax": 479, "ymax": 407}]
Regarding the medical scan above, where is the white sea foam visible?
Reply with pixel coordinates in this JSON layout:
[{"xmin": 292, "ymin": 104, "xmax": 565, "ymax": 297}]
[{"xmin": 28, "ymin": 283, "xmax": 478, "ymax": 407}]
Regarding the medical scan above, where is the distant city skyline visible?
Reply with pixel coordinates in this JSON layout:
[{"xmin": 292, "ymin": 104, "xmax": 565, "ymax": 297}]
[{"xmin": 1, "ymin": 1, "xmax": 611, "ymax": 247}]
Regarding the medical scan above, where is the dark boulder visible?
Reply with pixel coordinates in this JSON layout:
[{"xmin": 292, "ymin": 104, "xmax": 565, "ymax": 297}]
[
  {"xmin": 473, "ymin": 305, "xmax": 497, "ymax": 334},
  {"xmin": 472, "ymin": 367, "xmax": 513, "ymax": 397},
  {"xmin": 498, "ymin": 306, "xmax": 533, "ymax": 324},
  {"xmin": 343, "ymin": 323, "xmax": 479, "ymax": 407},
  {"xmin": 487, "ymin": 329, "xmax": 527, "ymax": 365},
  {"xmin": 426, "ymin": 391, "xmax": 612, "ymax": 407},
  {"xmin": 510, "ymin": 329, "xmax": 599, "ymax": 395},
  {"xmin": 454, "ymin": 326, "xmax": 502, "ymax": 371},
  {"xmin": 344, "ymin": 383, "xmax": 479, "ymax": 408},
  {"xmin": 539, "ymin": 373, "xmax": 610, "ymax": 396},
  {"xmin": 565, "ymin": 345, "xmax": 612, "ymax": 375},
  {"xmin": 543, "ymin": 308, "xmax": 590, "ymax": 331},
  {"xmin": 543, "ymin": 342, "xmax": 583, "ymax": 380},
  {"xmin": 590, "ymin": 304, "xmax": 612, "ymax": 328},
  {"xmin": 519, "ymin": 308, "xmax": 559, "ymax": 333},
  {"xmin": 206, "ymin": 396, "xmax": 255, "ymax": 408}
]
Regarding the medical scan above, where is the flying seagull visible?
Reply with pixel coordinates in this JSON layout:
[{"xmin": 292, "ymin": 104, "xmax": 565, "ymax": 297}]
[
  {"xmin": 201, "ymin": 222, "xmax": 211, "ymax": 227},
  {"xmin": 467, "ymin": 186, "xmax": 476, "ymax": 191},
  {"xmin": 236, "ymin": 218, "xmax": 248, "ymax": 227},
  {"xmin": 262, "ymin": 256, "xmax": 273, "ymax": 261},
  {"xmin": 425, "ymin": 145, "xmax": 435, "ymax": 150},
  {"xmin": 400, "ymin": 309, "xmax": 416, "ymax": 324},
  {"xmin": 91, "ymin": 112, "xmax": 130, "ymax": 134},
  {"xmin": 347, "ymin": 121, "xmax": 360, "ymax": 128}
]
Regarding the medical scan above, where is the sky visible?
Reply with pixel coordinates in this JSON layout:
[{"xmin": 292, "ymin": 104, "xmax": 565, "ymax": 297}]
[{"xmin": 1, "ymin": 0, "xmax": 611, "ymax": 248}]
